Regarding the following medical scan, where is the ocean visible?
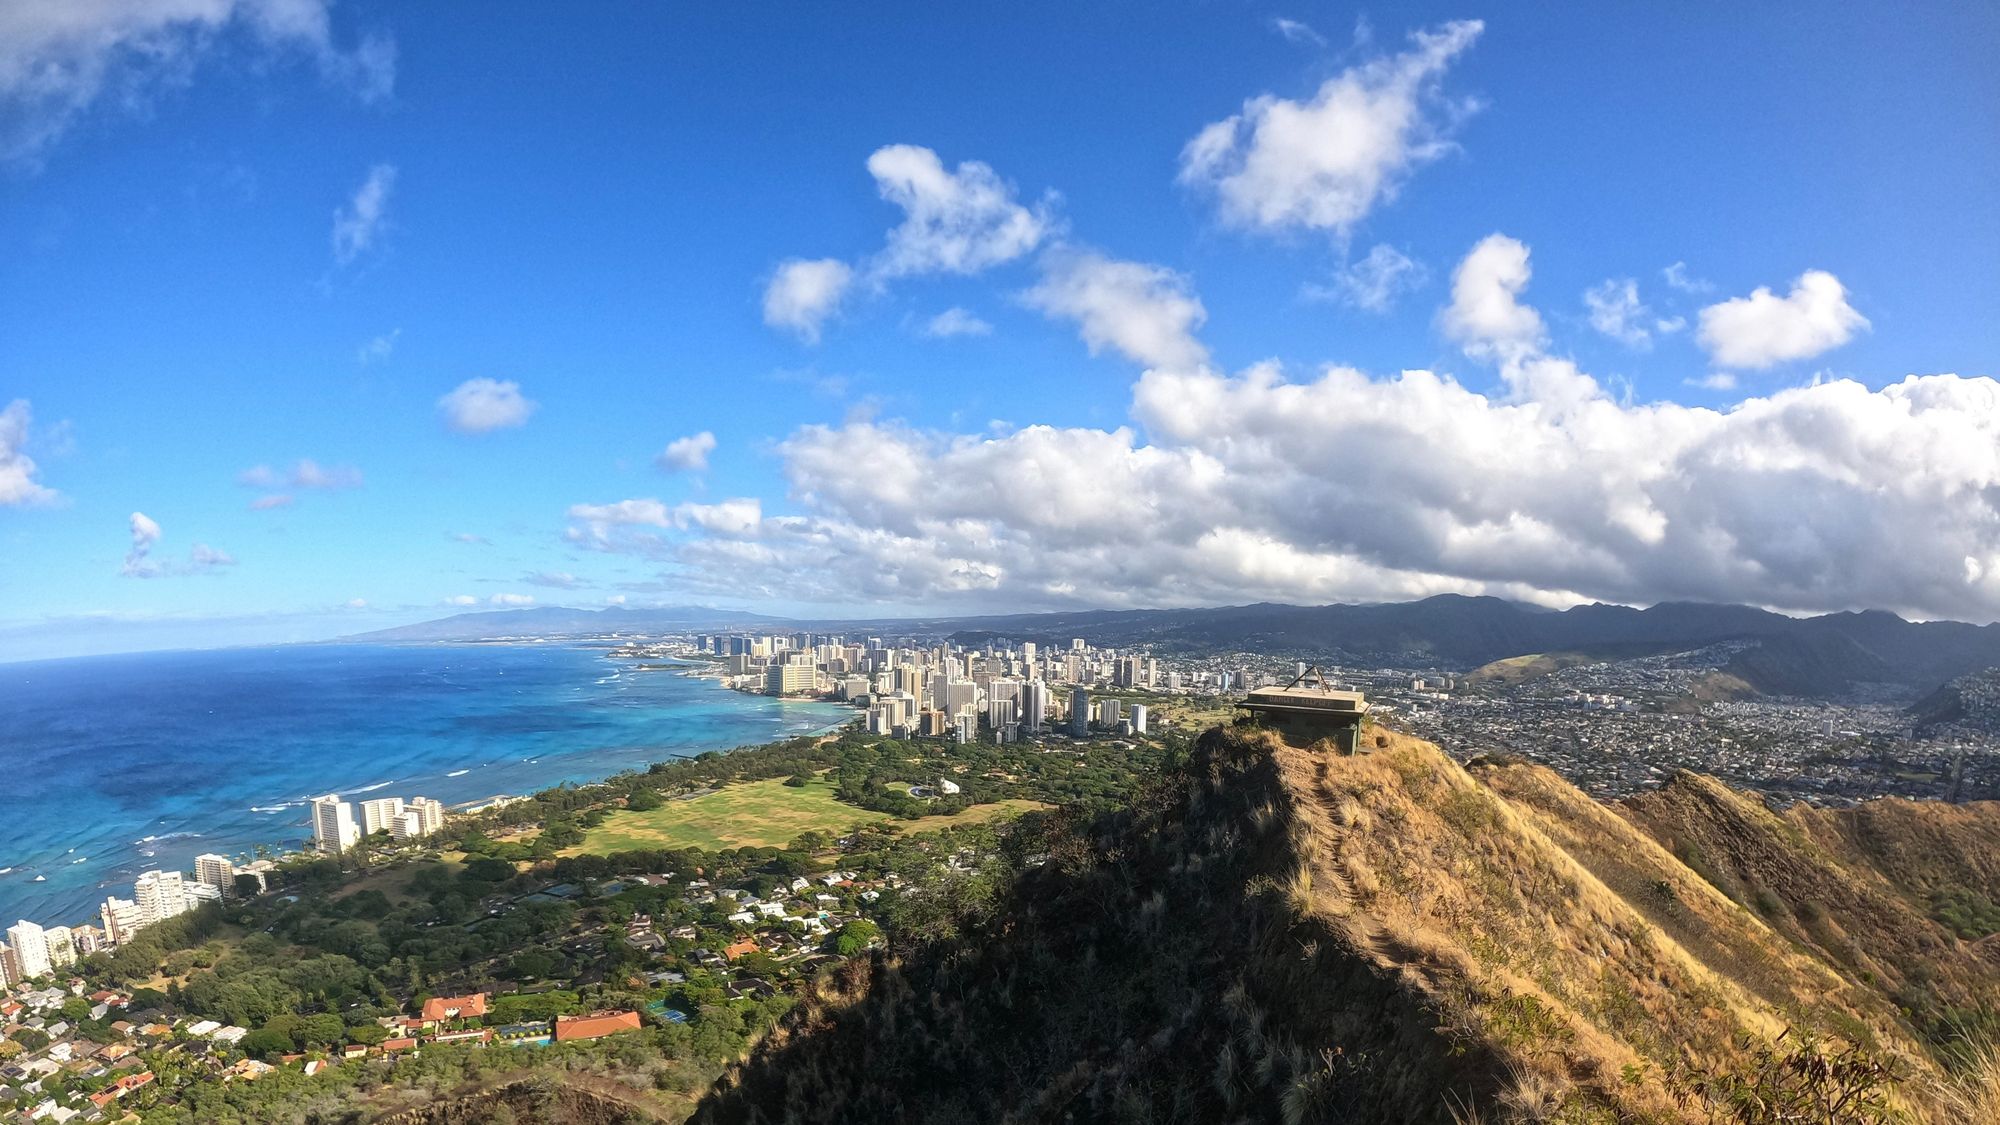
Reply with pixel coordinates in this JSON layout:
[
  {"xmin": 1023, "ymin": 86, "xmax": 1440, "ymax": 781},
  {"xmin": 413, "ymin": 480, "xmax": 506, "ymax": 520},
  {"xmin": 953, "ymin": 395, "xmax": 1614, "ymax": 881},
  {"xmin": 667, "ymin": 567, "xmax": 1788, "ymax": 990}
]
[{"xmin": 0, "ymin": 642, "xmax": 852, "ymax": 928}]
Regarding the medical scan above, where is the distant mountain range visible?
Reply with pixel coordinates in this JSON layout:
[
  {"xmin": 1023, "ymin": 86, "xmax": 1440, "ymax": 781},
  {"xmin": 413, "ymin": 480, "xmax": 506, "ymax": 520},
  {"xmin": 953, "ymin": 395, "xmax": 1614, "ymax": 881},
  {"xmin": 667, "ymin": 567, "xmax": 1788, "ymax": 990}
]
[
  {"xmin": 340, "ymin": 604, "xmax": 784, "ymax": 643},
  {"xmin": 345, "ymin": 594, "xmax": 2000, "ymax": 700}
]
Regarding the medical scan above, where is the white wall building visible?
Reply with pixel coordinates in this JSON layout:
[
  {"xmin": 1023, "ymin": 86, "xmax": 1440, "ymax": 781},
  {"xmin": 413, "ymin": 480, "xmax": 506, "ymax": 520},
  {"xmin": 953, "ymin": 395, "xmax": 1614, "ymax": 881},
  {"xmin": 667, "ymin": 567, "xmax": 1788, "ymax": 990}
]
[
  {"xmin": 311, "ymin": 794, "xmax": 359, "ymax": 854},
  {"xmin": 6, "ymin": 920, "xmax": 51, "ymax": 980},
  {"xmin": 194, "ymin": 853, "xmax": 236, "ymax": 892},
  {"xmin": 133, "ymin": 869, "xmax": 191, "ymax": 927},
  {"xmin": 359, "ymin": 797, "xmax": 406, "ymax": 836}
]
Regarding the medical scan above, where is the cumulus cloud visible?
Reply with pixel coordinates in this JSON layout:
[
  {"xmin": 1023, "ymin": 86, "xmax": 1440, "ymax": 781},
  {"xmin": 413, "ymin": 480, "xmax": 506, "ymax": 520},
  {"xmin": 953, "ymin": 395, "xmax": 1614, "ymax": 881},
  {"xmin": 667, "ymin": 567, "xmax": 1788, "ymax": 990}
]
[
  {"xmin": 1584, "ymin": 278, "xmax": 1682, "ymax": 348},
  {"xmin": 656, "ymin": 431, "xmax": 716, "ymax": 473},
  {"xmin": 762, "ymin": 144, "xmax": 1050, "ymax": 343},
  {"xmin": 605, "ymin": 230, "xmax": 2000, "ymax": 624},
  {"xmin": 1309, "ymin": 243, "xmax": 1425, "ymax": 312},
  {"xmin": 447, "ymin": 531, "xmax": 491, "ymax": 546},
  {"xmin": 444, "ymin": 594, "xmax": 479, "ymax": 606},
  {"xmin": 0, "ymin": 399, "xmax": 59, "ymax": 506},
  {"xmin": 331, "ymin": 163, "xmax": 396, "ymax": 265},
  {"xmin": 122, "ymin": 511, "xmax": 232, "ymax": 578},
  {"xmin": 438, "ymin": 378, "xmax": 536, "ymax": 434},
  {"xmin": 1179, "ymin": 19, "xmax": 1482, "ymax": 237},
  {"xmin": 762, "ymin": 258, "xmax": 854, "ymax": 343},
  {"xmin": 489, "ymin": 593, "xmax": 534, "ymax": 607},
  {"xmin": 1697, "ymin": 270, "xmax": 1869, "ymax": 370},
  {"xmin": 866, "ymin": 144, "xmax": 1049, "ymax": 278},
  {"xmin": 1021, "ymin": 248, "xmax": 1208, "ymax": 370},
  {"xmin": 1441, "ymin": 233, "xmax": 1544, "ymax": 363},
  {"xmin": 0, "ymin": 0, "xmax": 394, "ymax": 165},
  {"xmin": 248, "ymin": 494, "xmax": 294, "ymax": 511},
  {"xmin": 922, "ymin": 307, "xmax": 993, "ymax": 338}
]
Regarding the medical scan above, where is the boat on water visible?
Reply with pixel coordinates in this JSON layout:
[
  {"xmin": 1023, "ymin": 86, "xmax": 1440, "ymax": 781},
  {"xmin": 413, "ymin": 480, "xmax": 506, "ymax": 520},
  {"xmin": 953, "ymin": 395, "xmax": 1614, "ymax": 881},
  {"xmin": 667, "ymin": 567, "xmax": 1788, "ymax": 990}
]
[{"xmin": 32, "ymin": 874, "xmax": 46, "ymax": 882}]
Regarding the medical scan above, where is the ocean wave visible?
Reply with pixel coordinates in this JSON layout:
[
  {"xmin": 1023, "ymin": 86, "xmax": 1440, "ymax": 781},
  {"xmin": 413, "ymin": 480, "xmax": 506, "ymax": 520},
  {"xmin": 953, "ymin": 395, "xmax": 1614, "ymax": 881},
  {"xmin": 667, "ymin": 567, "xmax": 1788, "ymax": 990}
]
[
  {"xmin": 446, "ymin": 769, "xmax": 470, "ymax": 778},
  {"xmin": 341, "ymin": 780, "xmax": 396, "ymax": 796},
  {"xmin": 249, "ymin": 805, "xmax": 293, "ymax": 815}
]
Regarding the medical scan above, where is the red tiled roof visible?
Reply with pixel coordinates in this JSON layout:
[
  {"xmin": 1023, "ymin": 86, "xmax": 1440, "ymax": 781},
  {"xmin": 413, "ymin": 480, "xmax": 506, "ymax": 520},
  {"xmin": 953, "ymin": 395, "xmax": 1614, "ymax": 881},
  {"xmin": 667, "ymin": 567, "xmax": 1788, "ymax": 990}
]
[
  {"xmin": 421, "ymin": 993, "xmax": 488, "ymax": 1021},
  {"xmin": 723, "ymin": 938, "xmax": 760, "ymax": 961},
  {"xmin": 553, "ymin": 1010, "xmax": 642, "ymax": 1042},
  {"xmin": 381, "ymin": 1037, "xmax": 418, "ymax": 1051}
]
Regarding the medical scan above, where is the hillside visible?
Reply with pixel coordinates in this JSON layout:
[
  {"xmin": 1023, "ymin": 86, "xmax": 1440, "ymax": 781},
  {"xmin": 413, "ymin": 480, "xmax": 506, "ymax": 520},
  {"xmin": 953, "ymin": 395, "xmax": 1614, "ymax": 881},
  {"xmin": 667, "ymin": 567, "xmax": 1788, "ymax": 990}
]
[{"xmin": 693, "ymin": 726, "xmax": 2000, "ymax": 1124}]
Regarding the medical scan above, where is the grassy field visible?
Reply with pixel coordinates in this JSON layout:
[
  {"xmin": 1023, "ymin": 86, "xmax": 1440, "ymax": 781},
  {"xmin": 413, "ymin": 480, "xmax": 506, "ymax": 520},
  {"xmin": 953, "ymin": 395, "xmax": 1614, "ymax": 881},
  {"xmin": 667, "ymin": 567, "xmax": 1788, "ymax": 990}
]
[{"xmin": 565, "ymin": 777, "xmax": 1051, "ymax": 855}]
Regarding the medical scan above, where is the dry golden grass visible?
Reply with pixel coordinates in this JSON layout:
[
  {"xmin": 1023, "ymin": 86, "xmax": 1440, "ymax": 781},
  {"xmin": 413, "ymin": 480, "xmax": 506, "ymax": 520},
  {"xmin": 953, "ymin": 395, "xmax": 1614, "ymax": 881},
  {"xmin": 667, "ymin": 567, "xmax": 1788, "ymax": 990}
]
[{"xmin": 1256, "ymin": 728, "xmax": 1950, "ymax": 1122}]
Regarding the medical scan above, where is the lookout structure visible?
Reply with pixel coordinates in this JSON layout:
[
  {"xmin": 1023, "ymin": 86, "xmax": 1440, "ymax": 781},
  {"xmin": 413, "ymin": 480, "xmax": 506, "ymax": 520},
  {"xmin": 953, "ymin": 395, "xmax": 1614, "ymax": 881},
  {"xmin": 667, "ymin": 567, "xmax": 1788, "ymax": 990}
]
[{"xmin": 1241, "ymin": 668, "xmax": 1370, "ymax": 754}]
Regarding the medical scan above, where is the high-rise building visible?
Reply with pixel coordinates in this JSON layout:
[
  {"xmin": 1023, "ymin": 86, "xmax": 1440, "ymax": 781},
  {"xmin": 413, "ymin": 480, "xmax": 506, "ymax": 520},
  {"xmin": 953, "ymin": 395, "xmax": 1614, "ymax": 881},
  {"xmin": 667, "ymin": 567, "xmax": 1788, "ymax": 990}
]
[
  {"xmin": 1069, "ymin": 687, "xmax": 1090, "ymax": 737},
  {"xmin": 0, "ymin": 942, "xmax": 19, "ymax": 988},
  {"xmin": 100, "ymin": 897, "xmax": 141, "ymax": 945},
  {"xmin": 311, "ymin": 794, "xmax": 359, "ymax": 855},
  {"xmin": 359, "ymin": 797, "xmax": 406, "ymax": 836},
  {"xmin": 133, "ymin": 870, "xmax": 190, "ymax": 927},
  {"xmin": 194, "ymin": 853, "xmax": 236, "ymax": 892},
  {"xmin": 6, "ymin": 920, "xmax": 51, "ymax": 980},
  {"xmin": 43, "ymin": 925, "xmax": 75, "ymax": 969},
  {"xmin": 72, "ymin": 925, "xmax": 105, "ymax": 956},
  {"xmin": 398, "ymin": 796, "xmax": 447, "ymax": 839},
  {"xmin": 1022, "ymin": 679, "xmax": 1050, "ymax": 732},
  {"xmin": 1129, "ymin": 703, "xmax": 1149, "ymax": 735}
]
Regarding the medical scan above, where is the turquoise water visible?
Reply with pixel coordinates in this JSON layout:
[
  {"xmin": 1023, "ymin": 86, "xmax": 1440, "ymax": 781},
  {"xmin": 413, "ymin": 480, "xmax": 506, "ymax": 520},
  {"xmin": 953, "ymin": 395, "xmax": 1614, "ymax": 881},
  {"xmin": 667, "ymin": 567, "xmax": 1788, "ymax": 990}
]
[{"xmin": 0, "ymin": 643, "xmax": 852, "ymax": 927}]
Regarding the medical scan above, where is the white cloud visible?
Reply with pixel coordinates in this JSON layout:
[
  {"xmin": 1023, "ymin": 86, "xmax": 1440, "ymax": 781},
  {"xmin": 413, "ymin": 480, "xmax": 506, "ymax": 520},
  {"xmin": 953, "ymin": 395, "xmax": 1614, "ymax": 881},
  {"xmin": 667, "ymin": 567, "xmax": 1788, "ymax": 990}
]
[
  {"xmin": 1270, "ymin": 17, "xmax": 1327, "ymax": 46},
  {"xmin": 1310, "ymin": 243, "xmax": 1425, "ymax": 312},
  {"xmin": 1583, "ymin": 278, "xmax": 1681, "ymax": 348},
  {"xmin": 122, "ymin": 511, "xmax": 232, "ymax": 577},
  {"xmin": 447, "ymin": 531, "xmax": 491, "ymax": 546},
  {"xmin": 1021, "ymin": 248, "xmax": 1208, "ymax": 371},
  {"xmin": 238, "ymin": 458, "xmax": 361, "ymax": 491},
  {"xmin": 922, "ymin": 307, "xmax": 993, "ymax": 338},
  {"xmin": 444, "ymin": 594, "xmax": 479, "ymax": 607},
  {"xmin": 331, "ymin": 163, "xmax": 396, "ymax": 265},
  {"xmin": 604, "ymin": 594, "xmax": 627, "ymax": 606},
  {"xmin": 0, "ymin": 0, "xmax": 394, "ymax": 165},
  {"xmin": 1697, "ymin": 270, "xmax": 1869, "ymax": 370},
  {"xmin": 1441, "ymin": 233, "xmax": 1544, "ymax": 363},
  {"xmin": 248, "ymin": 494, "xmax": 294, "ymax": 511},
  {"xmin": 614, "ymin": 365, "xmax": 2000, "ymax": 624},
  {"xmin": 1687, "ymin": 372, "xmax": 1738, "ymax": 391},
  {"xmin": 656, "ymin": 431, "xmax": 717, "ymax": 473},
  {"xmin": 344, "ymin": 597, "xmax": 368, "ymax": 609},
  {"xmin": 1662, "ymin": 261, "xmax": 1712, "ymax": 294},
  {"xmin": 122, "ymin": 511, "xmax": 161, "ymax": 577},
  {"xmin": 0, "ymin": 399, "xmax": 58, "ymax": 506},
  {"xmin": 609, "ymin": 227, "xmax": 2000, "ymax": 623},
  {"xmin": 1178, "ymin": 19, "xmax": 1482, "ymax": 237},
  {"xmin": 522, "ymin": 571, "xmax": 583, "ymax": 589},
  {"xmin": 762, "ymin": 258, "xmax": 854, "ymax": 343},
  {"xmin": 865, "ymin": 144, "xmax": 1049, "ymax": 279},
  {"xmin": 489, "ymin": 593, "xmax": 534, "ymax": 607},
  {"xmin": 357, "ymin": 328, "xmax": 400, "ymax": 363},
  {"xmin": 437, "ymin": 378, "xmax": 536, "ymax": 434}
]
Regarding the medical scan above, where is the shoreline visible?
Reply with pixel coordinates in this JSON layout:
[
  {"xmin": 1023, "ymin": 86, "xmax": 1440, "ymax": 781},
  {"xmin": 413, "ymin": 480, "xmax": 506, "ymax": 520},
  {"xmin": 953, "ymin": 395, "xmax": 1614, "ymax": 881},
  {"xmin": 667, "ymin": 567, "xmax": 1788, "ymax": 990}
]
[{"xmin": 0, "ymin": 642, "xmax": 856, "ymax": 932}]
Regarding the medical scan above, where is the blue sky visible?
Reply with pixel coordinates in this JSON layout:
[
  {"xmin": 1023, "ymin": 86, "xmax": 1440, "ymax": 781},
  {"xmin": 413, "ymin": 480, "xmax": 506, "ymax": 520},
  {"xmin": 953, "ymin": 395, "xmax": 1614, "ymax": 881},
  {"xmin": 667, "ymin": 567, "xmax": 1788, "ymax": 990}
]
[{"xmin": 2, "ymin": 1, "xmax": 1997, "ymax": 660}]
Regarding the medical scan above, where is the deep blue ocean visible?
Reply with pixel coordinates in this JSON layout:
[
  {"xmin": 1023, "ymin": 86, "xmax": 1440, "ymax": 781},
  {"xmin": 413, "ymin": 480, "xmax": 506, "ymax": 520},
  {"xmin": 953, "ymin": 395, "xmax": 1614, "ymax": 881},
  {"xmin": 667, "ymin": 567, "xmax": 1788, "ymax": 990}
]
[{"xmin": 0, "ymin": 643, "xmax": 851, "ymax": 928}]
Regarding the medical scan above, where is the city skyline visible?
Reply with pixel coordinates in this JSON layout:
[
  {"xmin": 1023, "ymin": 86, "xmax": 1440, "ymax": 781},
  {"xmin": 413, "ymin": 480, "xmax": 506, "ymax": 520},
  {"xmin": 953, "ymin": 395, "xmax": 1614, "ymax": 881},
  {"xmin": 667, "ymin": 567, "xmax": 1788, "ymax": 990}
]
[{"xmin": 4, "ymin": 2, "xmax": 1998, "ymax": 662}]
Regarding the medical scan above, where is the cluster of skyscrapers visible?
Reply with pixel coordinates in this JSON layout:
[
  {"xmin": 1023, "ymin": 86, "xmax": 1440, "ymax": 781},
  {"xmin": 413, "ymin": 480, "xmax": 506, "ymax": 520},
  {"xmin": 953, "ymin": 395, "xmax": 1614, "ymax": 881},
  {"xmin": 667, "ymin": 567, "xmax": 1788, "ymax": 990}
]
[
  {"xmin": 698, "ymin": 633, "xmax": 1156, "ymax": 743},
  {"xmin": 310, "ymin": 792, "xmax": 447, "ymax": 855}
]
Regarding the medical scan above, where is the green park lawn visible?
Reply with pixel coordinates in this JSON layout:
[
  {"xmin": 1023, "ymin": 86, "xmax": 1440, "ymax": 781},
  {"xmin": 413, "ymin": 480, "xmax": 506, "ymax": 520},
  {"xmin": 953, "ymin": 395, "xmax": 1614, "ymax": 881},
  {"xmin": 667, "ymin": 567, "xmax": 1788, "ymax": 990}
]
[{"xmin": 564, "ymin": 776, "xmax": 1051, "ymax": 855}]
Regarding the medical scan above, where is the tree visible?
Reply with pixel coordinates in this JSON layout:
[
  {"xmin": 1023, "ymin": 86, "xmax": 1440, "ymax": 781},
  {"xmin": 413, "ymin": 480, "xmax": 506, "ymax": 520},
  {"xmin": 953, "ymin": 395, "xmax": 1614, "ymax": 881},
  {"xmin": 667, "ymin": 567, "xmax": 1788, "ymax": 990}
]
[
  {"xmin": 625, "ymin": 788, "xmax": 663, "ymax": 812},
  {"xmin": 831, "ymin": 919, "xmax": 880, "ymax": 956},
  {"xmin": 234, "ymin": 873, "xmax": 264, "ymax": 899}
]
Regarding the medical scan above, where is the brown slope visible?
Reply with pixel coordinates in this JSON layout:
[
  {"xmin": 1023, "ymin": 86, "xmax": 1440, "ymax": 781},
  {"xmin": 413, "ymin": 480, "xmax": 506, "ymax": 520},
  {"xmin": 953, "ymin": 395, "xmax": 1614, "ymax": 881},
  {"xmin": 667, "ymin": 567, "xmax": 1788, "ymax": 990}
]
[{"xmin": 695, "ymin": 727, "xmax": 1971, "ymax": 1125}]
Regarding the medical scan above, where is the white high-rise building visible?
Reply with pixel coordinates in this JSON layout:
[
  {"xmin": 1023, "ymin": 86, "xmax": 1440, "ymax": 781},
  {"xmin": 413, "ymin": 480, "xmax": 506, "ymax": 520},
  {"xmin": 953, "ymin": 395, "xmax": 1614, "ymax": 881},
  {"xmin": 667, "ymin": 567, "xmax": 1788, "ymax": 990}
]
[
  {"xmin": 311, "ymin": 794, "xmax": 359, "ymax": 854},
  {"xmin": 1022, "ymin": 680, "xmax": 1050, "ymax": 732},
  {"xmin": 389, "ymin": 796, "xmax": 447, "ymax": 841},
  {"xmin": 6, "ymin": 920, "xmax": 51, "ymax": 980},
  {"xmin": 100, "ymin": 897, "xmax": 141, "ymax": 945},
  {"xmin": 133, "ymin": 869, "xmax": 190, "ymax": 927},
  {"xmin": 43, "ymin": 925, "xmax": 75, "ymax": 969},
  {"xmin": 194, "ymin": 853, "xmax": 236, "ymax": 892},
  {"xmin": 359, "ymin": 797, "xmax": 406, "ymax": 836},
  {"xmin": 1129, "ymin": 703, "xmax": 1149, "ymax": 735}
]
